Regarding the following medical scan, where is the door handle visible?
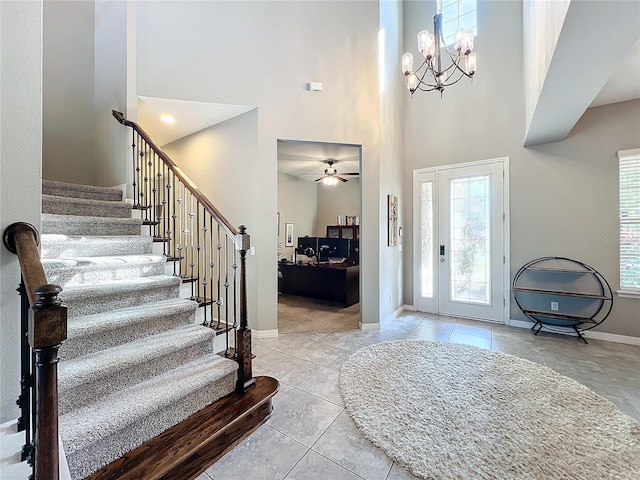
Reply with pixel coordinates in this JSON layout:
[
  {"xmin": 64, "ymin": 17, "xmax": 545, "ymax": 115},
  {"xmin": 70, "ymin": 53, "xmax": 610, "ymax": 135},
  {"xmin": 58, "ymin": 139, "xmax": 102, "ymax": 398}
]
[{"xmin": 439, "ymin": 245, "xmax": 445, "ymax": 256}]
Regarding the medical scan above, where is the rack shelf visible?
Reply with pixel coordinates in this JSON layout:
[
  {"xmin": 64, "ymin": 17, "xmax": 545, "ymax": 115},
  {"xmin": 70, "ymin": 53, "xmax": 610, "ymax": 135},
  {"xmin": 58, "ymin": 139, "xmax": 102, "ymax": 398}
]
[
  {"xmin": 512, "ymin": 257, "xmax": 613, "ymax": 343},
  {"xmin": 513, "ymin": 287, "xmax": 609, "ymax": 299},
  {"xmin": 526, "ymin": 266, "xmax": 594, "ymax": 273},
  {"xmin": 522, "ymin": 310, "xmax": 598, "ymax": 324}
]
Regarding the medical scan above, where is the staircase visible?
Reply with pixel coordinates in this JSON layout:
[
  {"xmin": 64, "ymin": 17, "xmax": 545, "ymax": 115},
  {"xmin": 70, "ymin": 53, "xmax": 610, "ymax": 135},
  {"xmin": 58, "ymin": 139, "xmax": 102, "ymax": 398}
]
[{"xmin": 40, "ymin": 179, "xmax": 239, "ymax": 479}]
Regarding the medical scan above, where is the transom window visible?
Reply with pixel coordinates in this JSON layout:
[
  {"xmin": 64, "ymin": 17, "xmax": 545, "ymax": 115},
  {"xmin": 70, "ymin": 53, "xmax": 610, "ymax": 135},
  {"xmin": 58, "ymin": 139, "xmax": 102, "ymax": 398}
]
[{"xmin": 442, "ymin": 0, "xmax": 478, "ymax": 47}]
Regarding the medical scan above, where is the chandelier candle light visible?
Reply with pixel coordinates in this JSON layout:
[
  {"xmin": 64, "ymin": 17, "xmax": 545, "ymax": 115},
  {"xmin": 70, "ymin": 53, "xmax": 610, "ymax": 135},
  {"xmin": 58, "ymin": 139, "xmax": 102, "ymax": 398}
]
[{"xmin": 402, "ymin": 0, "xmax": 476, "ymax": 96}]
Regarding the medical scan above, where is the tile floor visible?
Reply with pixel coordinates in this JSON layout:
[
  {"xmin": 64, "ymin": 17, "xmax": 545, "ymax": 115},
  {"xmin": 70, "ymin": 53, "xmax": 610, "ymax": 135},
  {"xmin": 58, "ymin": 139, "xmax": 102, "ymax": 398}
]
[{"xmin": 198, "ymin": 312, "xmax": 640, "ymax": 480}]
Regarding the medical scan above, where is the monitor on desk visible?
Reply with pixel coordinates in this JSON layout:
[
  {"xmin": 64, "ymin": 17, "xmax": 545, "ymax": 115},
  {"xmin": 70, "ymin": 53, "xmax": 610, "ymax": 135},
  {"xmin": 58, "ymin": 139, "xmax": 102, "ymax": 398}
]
[
  {"xmin": 296, "ymin": 236, "xmax": 318, "ymax": 259},
  {"xmin": 317, "ymin": 237, "xmax": 349, "ymax": 263}
]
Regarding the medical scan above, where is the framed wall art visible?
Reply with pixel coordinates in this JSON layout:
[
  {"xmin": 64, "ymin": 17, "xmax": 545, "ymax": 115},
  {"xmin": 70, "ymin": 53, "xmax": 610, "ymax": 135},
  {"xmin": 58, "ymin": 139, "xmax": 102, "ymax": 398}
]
[
  {"xmin": 285, "ymin": 223, "xmax": 294, "ymax": 247},
  {"xmin": 388, "ymin": 194, "xmax": 398, "ymax": 247}
]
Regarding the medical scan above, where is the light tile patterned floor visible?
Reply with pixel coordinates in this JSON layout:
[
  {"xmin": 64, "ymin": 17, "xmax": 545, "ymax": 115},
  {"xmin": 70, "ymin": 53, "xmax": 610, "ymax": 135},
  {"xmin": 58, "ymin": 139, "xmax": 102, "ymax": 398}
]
[{"xmin": 198, "ymin": 312, "xmax": 640, "ymax": 480}]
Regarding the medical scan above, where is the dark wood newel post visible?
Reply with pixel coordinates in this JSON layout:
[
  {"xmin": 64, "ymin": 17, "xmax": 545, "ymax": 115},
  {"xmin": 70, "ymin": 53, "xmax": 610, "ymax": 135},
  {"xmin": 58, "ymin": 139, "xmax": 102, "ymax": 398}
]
[
  {"xmin": 31, "ymin": 284, "xmax": 67, "ymax": 480},
  {"xmin": 4, "ymin": 223, "xmax": 67, "ymax": 480},
  {"xmin": 235, "ymin": 225, "xmax": 256, "ymax": 392}
]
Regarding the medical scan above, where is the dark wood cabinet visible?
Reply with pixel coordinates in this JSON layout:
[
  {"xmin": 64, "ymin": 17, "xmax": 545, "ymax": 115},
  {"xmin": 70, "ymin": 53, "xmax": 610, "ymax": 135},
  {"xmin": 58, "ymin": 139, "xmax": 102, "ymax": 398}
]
[
  {"xmin": 278, "ymin": 263, "xmax": 359, "ymax": 307},
  {"xmin": 326, "ymin": 225, "xmax": 359, "ymax": 240}
]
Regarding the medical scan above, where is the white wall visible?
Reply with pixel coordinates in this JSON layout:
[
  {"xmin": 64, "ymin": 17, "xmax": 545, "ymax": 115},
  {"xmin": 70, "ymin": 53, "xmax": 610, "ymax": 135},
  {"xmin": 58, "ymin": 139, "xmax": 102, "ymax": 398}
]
[
  {"xmin": 43, "ymin": 0, "xmax": 98, "ymax": 185},
  {"xmin": 43, "ymin": 0, "xmax": 131, "ymax": 188},
  {"xmin": 0, "ymin": 0, "xmax": 43, "ymax": 423},
  {"xmin": 379, "ymin": 0, "xmax": 404, "ymax": 317},
  {"xmin": 316, "ymin": 178, "xmax": 361, "ymax": 236},
  {"xmin": 403, "ymin": 0, "xmax": 639, "ymax": 337},
  {"xmin": 94, "ymin": 0, "xmax": 129, "ymax": 187},
  {"xmin": 163, "ymin": 110, "xmax": 260, "ymax": 324},
  {"xmin": 137, "ymin": 1, "xmax": 382, "ymax": 331},
  {"xmin": 277, "ymin": 173, "xmax": 318, "ymax": 261}
]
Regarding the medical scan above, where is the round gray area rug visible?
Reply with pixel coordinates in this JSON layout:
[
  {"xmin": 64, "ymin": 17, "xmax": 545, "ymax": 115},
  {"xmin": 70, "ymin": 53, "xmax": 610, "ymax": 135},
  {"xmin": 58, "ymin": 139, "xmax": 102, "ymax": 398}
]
[{"xmin": 339, "ymin": 339, "xmax": 640, "ymax": 480}]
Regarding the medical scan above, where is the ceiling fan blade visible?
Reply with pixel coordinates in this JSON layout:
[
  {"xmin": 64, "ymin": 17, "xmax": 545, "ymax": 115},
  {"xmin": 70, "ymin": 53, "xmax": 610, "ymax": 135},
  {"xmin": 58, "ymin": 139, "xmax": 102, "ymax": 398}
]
[
  {"xmin": 314, "ymin": 176, "xmax": 326, "ymax": 182},
  {"xmin": 336, "ymin": 176, "xmax": 348, "ymax": 182},
  {"xmin": 341, "ymin": 172, "xmax": 360, "ymax": 176}
]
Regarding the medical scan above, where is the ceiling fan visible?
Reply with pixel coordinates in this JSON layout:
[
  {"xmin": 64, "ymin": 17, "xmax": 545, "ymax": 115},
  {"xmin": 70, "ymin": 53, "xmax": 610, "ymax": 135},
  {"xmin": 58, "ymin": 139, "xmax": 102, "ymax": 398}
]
[{"xmin": 315, "ymin": 160, "xmax": 359, "ymax": 183}]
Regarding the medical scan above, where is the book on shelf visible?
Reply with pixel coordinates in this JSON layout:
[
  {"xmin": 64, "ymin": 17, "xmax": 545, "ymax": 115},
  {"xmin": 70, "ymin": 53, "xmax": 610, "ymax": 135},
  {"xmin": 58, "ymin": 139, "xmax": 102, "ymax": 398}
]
[{"xmin": 337, "ymin": 215, "xmax": 359, "ymax": 226}]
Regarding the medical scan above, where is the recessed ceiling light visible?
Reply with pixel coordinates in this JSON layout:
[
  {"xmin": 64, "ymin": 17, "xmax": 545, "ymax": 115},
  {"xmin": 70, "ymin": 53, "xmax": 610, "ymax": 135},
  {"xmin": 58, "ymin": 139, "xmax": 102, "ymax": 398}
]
[{"xmin": 160, "ymin": 114, "xmax": 175, "ymax": 124}]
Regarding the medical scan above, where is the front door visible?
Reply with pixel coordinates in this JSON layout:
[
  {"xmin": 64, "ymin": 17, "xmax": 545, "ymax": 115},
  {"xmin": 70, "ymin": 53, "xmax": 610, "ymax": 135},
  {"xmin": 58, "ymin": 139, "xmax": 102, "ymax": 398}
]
[{"xmin": 413, "ymin": 159, "xmax": 507, "ymax": 322}]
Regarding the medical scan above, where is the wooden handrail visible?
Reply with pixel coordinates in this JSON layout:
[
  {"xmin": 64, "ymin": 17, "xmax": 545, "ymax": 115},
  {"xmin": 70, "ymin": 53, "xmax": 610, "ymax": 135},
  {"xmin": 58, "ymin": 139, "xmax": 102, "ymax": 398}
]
[
  {"xmin": 4, "ymin": 222, "xmax": 67, "ymax": 480},
  {"xmin": 3, "ymin": 222, "xmax": 47, "ymax": 307},
  {"xmin": 112, "ymin": 110, "xmax": 238, "ymax": 238}
]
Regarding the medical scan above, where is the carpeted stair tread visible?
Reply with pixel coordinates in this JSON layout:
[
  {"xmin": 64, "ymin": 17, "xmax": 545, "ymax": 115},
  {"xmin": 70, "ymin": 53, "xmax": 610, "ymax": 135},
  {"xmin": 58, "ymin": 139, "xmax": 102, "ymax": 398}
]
[
  {"xmin": 60, "ymin": 355, "xmax": 237, "ymax": 479},
  {"xmin": 43, "ymin": 254, "xmax": 166, "ymax": 286},
  {"xmin": 59, "ymin": 275, "xmax": 182, "ymax": 318},
  {"xmin": 43, "ymin": 194, "xmax": 132, "ymax": 219},
  {"xmin": 60, "ymin": 298, "xmax": 199, "ymax": 360},
  {"xmin": 43, "ymin": 179, "xmax": 123, "ymax": 202},
  {"xmin": 58, "ymin": 325, "xmax": 217, "ymax": 414},
  {"xmin": 41, "ymin": 234, "xmax": 152, "ymax": 258},
  {"xmin": 38, "ymin": 180, "xmax": 244, "ymax": 480},
  {"xmin": 42, "ymin": 213, "xmax": 142, "ymax": 236}
]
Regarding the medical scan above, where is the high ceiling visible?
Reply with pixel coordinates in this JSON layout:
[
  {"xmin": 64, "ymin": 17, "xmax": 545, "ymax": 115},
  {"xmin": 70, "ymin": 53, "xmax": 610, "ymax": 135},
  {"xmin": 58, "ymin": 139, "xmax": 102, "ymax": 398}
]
[{"xmin": 136, "ymin": 15, "xmax": 638, "ymax": 168}]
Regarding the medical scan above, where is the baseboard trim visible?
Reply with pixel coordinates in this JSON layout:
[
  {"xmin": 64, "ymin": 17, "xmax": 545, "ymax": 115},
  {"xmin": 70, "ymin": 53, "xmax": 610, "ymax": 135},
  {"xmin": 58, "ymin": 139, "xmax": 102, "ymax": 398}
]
[
  {"xmin": 1, "ymin": 421, "xmax": 71, "ymax": 480},
  {"xmin": 380, "ymin": 305, "xmax": 406, "ymax": 325},
  {"xmin": 359, "ymin": 321, "xmax": 380, "ymax": 331},
  {"xmin": 509, "ymin": 319, "xmax": 640, "ymax": 346},
  {"xmin": 253, "ymin": 329, "xmax": 279, "ymax": 338},
  {"xmin": 402, "ymin": 304, "xmax": 417, "ymax": 312}
]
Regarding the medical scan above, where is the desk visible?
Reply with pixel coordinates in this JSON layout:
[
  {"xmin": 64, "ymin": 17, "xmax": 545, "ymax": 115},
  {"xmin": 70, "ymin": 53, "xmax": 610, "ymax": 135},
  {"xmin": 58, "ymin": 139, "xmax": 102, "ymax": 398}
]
[{"xmin": 278, "ymin": 262, "xmax": 359, "ymax": 307}]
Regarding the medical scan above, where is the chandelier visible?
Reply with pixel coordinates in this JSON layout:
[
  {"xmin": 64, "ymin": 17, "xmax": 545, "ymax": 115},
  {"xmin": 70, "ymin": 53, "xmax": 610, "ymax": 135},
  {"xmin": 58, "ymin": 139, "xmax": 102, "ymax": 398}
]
[{"xmin": 401, "ymin": 0, "xmax": 476, "ymax": 96}]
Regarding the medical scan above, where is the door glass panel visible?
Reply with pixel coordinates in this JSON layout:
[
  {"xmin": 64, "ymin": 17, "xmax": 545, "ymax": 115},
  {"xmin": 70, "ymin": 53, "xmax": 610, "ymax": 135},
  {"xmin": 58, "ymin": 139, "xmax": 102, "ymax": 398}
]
[
  {"xmin": 420, "ymin": 181, "xmax": 434, "ymax": 298},
  {"xmin": 449, "ymin": 174, "xmax": 491, "ymax": 304}
]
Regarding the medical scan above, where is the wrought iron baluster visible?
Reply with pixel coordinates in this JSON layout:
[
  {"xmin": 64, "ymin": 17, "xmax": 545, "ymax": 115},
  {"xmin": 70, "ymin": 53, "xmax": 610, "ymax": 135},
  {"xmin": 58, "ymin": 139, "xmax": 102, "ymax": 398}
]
[
  {"xmin": 216, "ymin": 224, "xmax": 222, "ymax": 330},
  {"xmin": 131, "ymin": 131, "xmax": 138, "ymax": 207},
  {"xmin": 188, "ymin": 191, "xmax": 195, "ymax": 299},
  {"xmin": 143, "ymin": 141, "xmax": 153, "ymax": 233},
  {"xmin": 232, "ymin": 246, "xmax": 238, "ymax": 354},
  {"xmin": 16, "ymin": 280, "xmax": 33, "ymax": 465},
  {"xmin": 177, "ymin": 182, "xmax": 184, "ymax": 278},
  {"xmin": 160, "ymin": 161, "xmax": 167, "ymax": 255},
  {"xmin": 196, "ymin": 202, "xmax": 201, "ymax": 303},
  {"xmin": 151, "ymin": 150, "xmax": 158, "ymax": 239},
  {"xmin": 170, "ymin": 172, "xmax": 177, "ymax": 275},
  {"xmin": 224, "ymin": 235, "xmax": 230, "ymax": 355},
  {"xmin": 201, "ymin": 208, "xmax": 208, "ymax": 325},
  {"xmin": 209, "ymin": 214, "xmax": 215, "ymax": 326}
]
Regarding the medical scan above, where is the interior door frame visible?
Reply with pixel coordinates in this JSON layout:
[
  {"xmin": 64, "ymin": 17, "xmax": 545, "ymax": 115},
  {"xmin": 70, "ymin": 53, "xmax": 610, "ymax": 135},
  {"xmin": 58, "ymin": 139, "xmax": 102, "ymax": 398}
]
[{"xmin": 412, "ymin": 157, "xmax": 511, "ymax": 324}]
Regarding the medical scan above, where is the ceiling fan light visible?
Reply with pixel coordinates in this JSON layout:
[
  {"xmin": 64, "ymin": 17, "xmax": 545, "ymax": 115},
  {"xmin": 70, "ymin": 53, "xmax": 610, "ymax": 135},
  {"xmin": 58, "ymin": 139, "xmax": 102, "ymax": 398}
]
[{"xmin": 323, "ymin": 176, "xmax": 339, "ymax": 186}]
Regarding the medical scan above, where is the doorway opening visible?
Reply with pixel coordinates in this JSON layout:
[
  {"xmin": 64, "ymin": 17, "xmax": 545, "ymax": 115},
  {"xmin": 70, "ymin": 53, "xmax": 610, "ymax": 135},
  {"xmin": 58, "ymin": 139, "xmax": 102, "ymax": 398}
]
[
  {"xmin": 413, "ymin": 158, "xmax": 510, "ymax": 323},
  {"xmin": 277, "ymin": 139, "xmax": 362, "ymax": 333}
]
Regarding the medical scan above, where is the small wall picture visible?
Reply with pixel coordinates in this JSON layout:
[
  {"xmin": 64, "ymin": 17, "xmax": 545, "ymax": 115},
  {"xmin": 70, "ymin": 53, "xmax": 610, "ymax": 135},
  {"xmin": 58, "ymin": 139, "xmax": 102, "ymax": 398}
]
[
  {"xmin": 388, "ymin": 194, "xmax": 398, "ymax": 247},
  {"xmin": 285, "ymin": 223, "xmax": 294, "ymax": 247}
]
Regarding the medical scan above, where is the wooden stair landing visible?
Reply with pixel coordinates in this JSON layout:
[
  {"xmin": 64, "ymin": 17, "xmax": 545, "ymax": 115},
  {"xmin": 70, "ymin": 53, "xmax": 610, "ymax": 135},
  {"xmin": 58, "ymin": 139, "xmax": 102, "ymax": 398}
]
[{"xmin": 86, "ymin": 376, "xmax": 279, "ymax": 480}]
